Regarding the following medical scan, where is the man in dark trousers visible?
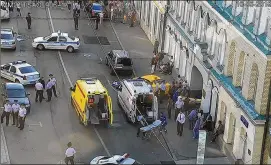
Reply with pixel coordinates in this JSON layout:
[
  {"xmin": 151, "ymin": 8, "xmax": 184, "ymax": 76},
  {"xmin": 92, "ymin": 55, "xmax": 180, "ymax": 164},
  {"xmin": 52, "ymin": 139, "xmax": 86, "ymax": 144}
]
[
  {"xmin": 95, "ymin": 14, "xmax": 100, "ymax": 30},
  {"xmin": 46, "ymin": 80, "xmax": 53, "ymax": 102},
  {"xmin": 153, "ymin": 39, "xmax": 159, "ymax": 54},
  {"xmin": 18, "ymin": 104, "xmax": 27, "ymax": 130},
  {"xmin": 73, "ymin": 10, "xmax": 79, "ymax": 30},
  {"xmin": 39, "ymin": 77, "xmax": 46, "ymax": 99},
  {"xmin": 26, "ymin": 12, "xmax": 31, "ymax": 29},
  {"xmin": 35, "ymin": 80, "xmax": 43, "ymax": 103},
  {"xmin": 49, "ymin": 74, "xmax": 57, "ymax": 97}
]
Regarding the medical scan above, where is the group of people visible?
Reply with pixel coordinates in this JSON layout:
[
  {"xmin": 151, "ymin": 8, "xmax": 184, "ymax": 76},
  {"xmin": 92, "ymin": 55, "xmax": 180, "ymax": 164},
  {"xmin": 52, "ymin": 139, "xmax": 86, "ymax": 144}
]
[
  {"xmin": 35, "ymin": 74, "xmax": 58, "ymax": 103},
  {"xmin": 1, "ymin": 100, "xmax": 27, "ymax": 130}
]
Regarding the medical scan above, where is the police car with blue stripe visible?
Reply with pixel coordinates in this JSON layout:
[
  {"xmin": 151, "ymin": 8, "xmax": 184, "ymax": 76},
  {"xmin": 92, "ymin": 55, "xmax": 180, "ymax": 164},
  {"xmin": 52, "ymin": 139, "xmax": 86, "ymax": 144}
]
[
  {"xmin": 1, "ymin": 28, "xmax": 22, "ymax": 50},
  {"xmin": 1, "ymin": 60, "xmax": 40, "ymax": 85},
  {"xmin": 32, "ymin": 30, "xmax": 80, "ymax": 53},
  {"xmin": 90, "ymin": 153, "xmax": 140, "ymax": 164}
]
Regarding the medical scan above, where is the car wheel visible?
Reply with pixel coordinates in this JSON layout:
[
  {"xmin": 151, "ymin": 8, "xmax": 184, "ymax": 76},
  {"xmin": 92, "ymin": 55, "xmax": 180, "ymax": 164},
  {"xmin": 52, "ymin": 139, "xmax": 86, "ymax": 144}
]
[
  {"xmin": 15, "ymin": 79, "xmax": 20, "ymax": 83},
  {"xmin": 13, "ymin": 47, "xmax": 16, "ymax": 51},
  {"xmin": 110, "ymin": 68, "xmax": 115, "ymax": 75},
  {"xmin": 37, "ymin": 44, "xmax": 45, "ymax": 50},
  {"xmin": 67, "ymin": 46, "xmax": 74, "ymax": 53}
]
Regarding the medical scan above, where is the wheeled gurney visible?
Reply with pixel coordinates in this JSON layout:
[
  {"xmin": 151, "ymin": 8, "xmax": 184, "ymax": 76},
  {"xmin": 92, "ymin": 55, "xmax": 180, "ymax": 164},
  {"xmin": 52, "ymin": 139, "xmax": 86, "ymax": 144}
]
[{"xmin": 140, "ymin": 120, "xmax": 162, "ymax": 140}]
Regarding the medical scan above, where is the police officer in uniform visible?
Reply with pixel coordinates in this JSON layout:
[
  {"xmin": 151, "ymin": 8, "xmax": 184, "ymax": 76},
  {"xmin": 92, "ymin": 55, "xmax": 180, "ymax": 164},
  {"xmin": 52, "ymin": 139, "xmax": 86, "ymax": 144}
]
[
  {"xmin": 39, "ymin": 77, "xmax": 46, "ymax": 99},
  {"xmin": 73, "ymin": 10, "xmax": 79, "ymax": 30},
  {"xmin": 35, "ymin": 80, "xmax": 44, "ymax": 102},
  {"xmin": 18, "ymin": 104, "xmax": 27, "ymax": 130},
  {"xmin": 1, "ymin": 100, "xmax": 12, "ymax": 126},
  {"xmin": 11, "ymin": 100, "xmax": 20, "ymax": 126},
  {"xmin": 46, "ymin": 80, "xmax": 54, "ymax": 102},
  {"xmin": 26, "ymin": 12, "xmax": 32, "ymax": 29},
  {"xmin": 49, "ymin": 74, "xmax": 57, "ymax": 97},
  {"xmin": 95, "ymin": 14, "xmax": 100, "ymax": 30}
]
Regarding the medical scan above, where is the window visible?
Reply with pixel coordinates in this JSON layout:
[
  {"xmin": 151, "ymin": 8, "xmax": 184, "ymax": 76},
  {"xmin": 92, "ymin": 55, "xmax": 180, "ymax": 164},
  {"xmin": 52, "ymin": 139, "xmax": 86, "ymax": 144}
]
[
  {"xmin": 2, "ymin": 65, "xmax": 10, "ymax": 70},
  {"xmin": 6, "ymin": 89, "xmax": 26, "ymax": 98},
  {"xmin": 47, "ymin": 36, "xmax": 58, "ymax": 42},
  {"xmin": 153, "ymin": 8, "xmax": 158, "ymax": 36},
  {"xmin": 108, "ymin": 52, "xmax": 113, "ymax": 58},
  {"xmin": 19, "ymin": 66, "xmax": 36, "ymax": 74},
  {"xmin": 1, "ymin": 33, "xmax": 13, "ymax": 40},
  {"xmin": 1, "ymin": 6, "xmax": 6, "ymax": 10},
  {"xmin": 10, "ymin": 66, "xmax": 16, "ymax": 73},
  {"xmin": 117, "ymin": 58, "xmax": 132, "ymax": 66},
  {"xmin": 59, "ymin": 36, "xmax": 67, "ymax": 42}
]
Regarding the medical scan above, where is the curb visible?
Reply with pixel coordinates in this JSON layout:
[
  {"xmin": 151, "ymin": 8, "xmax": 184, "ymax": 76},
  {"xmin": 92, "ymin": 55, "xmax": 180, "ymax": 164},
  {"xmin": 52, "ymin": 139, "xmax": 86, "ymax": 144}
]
[{"xmin": 1, "ymin": 125, "xmax": 10, "ymax": 164}]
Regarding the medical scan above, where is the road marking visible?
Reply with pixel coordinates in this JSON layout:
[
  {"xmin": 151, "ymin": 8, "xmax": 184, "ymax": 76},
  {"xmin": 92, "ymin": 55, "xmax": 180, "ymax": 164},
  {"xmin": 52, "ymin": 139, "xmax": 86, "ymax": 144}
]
[
  {"xmin": 28, "ymin": 122, "xmax": 42, "ymax": 127},
  {"xmin": 47, "ymin": 7, "xmax": 112, "ymax": 157},
  {"xmin": 106, "ymin": 79, "xmax": 117, "ymax": 92}
]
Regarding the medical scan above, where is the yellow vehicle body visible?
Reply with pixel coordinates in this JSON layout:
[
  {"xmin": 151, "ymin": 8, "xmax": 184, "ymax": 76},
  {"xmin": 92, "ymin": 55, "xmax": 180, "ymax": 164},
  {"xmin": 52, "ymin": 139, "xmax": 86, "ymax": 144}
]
[
  {"xmin": 70, "ymin": 78, "xmax": 113, "ymax": 126},
  {"xmin": 140, "ymin": 75, "xmax": 171, "ymax": 95}
]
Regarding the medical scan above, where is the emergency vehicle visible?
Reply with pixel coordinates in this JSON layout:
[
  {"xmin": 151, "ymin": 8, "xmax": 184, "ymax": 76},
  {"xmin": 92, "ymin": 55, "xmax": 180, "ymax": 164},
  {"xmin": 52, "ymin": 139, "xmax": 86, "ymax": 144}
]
[
  {"xmin": 1, "ymin": 60, "xmax": 40, "ymax": 85},
  {"xmin": 70, "ymin": 77, "xmax": 113, "ymax": 127},
  {"xmin": 32, "ymin": 31, "xmax": 80, "ymax": 53},
  {"xmin": 117, "ymin": 79, "xmax": 158, "ymax": 124},
  {"xmin": 1, "ymin": 28, "xmax": 23, "ymax": 50},
  {"xmin": 90, "ymin": 153, "xmax": 140, "ymax": 164},
  {"xmin": 1, "ymin": 1, "xmax": 9, "ymax": 20}
]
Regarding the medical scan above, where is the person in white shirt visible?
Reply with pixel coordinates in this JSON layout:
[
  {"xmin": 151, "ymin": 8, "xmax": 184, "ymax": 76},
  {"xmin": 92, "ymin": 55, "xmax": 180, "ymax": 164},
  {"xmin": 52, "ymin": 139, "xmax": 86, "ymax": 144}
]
[
  {"xmin": 1, "ymin": 100, "xmax": 12, "ymax": 126},
  {"xmin": 175, "ymin": 96, "xmax": 184, "ymax": 120},
  {"xmin": 99, "ymin": 12, "xmax": 103, "ymax": 24},
  {"xmin": 65, "ymin": 142, "xmax": 76, "ymax": 165},
  {"xmin": 18, "ymin": 104, "xmax": 27, "ymax": 130},
  {"xmin": 12, "ymin": 100, "xmax": 20, "ymax": 126},
  {"xmin": 16, "ymin": 2, "xmax": 21, "ymax": 16},
  {"xmin": 49, "ymin": 74, "xmax": 58, "ymax": 97},
  {"xmin": 35, "ymin": 80, "xmax": 44, "ymax": 103},
  {"xmin": 176, "ymin": 111, "xmax": 185, "ymax": 136}
]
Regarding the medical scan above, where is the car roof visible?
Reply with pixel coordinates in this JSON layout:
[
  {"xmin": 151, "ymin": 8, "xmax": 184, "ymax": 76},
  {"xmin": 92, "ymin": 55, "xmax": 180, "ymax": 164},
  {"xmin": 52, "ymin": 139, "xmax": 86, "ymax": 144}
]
[
  {"xmin": 5, "ymin": 83, "xmax": 24, "ymax": 90},
  {"xmin": 7, "ymin": 61, "xmax": 32, "ymax": 68},
  {"xmin": 76, "ymin": 78, "xmax": 107, "ymax": 95},
  {"xmin": 112, "ymin": 50, "xmax": 130, "ymax": 58},
  {"xmin": 51, "ymin": 32, "xmax": 68, "ymax": 37},
  {"xmin": 123, "ymin": 79, "xmax": 152, "ymax": 95},
  {"xmin": 100, "ymin": 155, "xmax": 135, "ymax": 164},
  {"xmin": 93, "ymin": 3, "xmax": 102, "ymax": 6},
  {"xmin": 1, "ymin": 29, "xmax": 13, "ymax": 35}
]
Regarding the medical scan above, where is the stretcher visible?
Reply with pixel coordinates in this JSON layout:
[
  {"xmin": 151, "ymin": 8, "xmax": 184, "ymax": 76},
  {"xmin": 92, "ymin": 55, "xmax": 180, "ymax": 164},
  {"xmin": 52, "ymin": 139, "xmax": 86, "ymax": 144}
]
[{"xmin": 140, "ymin": 120, "xmax": 161, "ymax": 140}]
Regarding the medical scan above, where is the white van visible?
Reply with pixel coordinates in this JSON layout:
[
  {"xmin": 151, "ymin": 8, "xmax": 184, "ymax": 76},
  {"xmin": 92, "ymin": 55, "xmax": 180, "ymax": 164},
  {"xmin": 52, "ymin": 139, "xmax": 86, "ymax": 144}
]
[
  {"xmin": 117, "ymin": 79, "xmax": 159, "ymax": 124},
  {"xmin": 1, "ymin": 1, "xmax": 10, "ymax": 20}
]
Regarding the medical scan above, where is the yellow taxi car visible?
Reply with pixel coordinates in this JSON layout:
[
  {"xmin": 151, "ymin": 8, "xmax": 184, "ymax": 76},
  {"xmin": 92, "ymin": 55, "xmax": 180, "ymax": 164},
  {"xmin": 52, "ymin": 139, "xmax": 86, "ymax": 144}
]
[
  {"xmin": 70, "ymin": 77, "xmax": 113, "ymax": 127},
  {"xmin": 139, "ymin": 75, "xmax": 171, "ymax": 95}
]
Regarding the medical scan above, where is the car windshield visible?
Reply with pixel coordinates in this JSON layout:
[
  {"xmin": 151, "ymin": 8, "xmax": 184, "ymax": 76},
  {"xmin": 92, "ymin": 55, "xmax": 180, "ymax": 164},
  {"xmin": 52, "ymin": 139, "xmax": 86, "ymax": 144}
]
[
  {"xmin": 7, "ymin": 89, "xmax": 26, "ymax": 98},
  {"xmin": 43, "ymin": 35, "xmax": 51, "ymax": 40},
  {"xmin": 19, "ymin": 66, "xmax": 36, "ymax": 74},
  {"xmin": 1, "ymin": 33, "xmax": 13, "ymax": 40},
  {"xmin": 69, "ymin": 35, "xmax": 75, "ymax": 40},
  {"xmin": 93, "ymin": 5, "xmax": 102, "ymax": 11},
  {"xmin": 117, "ymin": 58, "xmax": 132, "ymax": 66}
]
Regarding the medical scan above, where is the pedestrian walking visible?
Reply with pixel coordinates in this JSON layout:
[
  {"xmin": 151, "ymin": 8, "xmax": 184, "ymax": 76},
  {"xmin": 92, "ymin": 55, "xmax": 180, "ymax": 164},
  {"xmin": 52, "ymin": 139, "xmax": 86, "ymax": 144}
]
[
  {"xmin": 39, "ymin": 77, "xmax": 46, "ymax": 99},
  {"xmin": 153, "ymin": 39, "xmax": 159, "ymax": 54},
  {"xmin": 110, "ymin": 7, "xmax": 114, "ymax": 21},
  {"xmin": 18, "ymin": 104, "xmax": 27, "ymax": 130},
  {"xmin": 11, "ymin": 100, "xmax": 20, "ymax": 127},
  {"xmin": 159, "ymin": 112, "xmax": 167, "ymax": 133},
  {"xmin": 99, "ymin": 12, "xmax": 103, "ymax": 24},
  {"xmin": 1, "ymin": 100, "xmax": 12, "ymax": 126},
  {"xmin": 16, "ymin": 2, "xmax": 21, "ymax": 16},
  {"xmin": 46, "ymin": 80, "xmax": 53, "ymax": 102},
  {"xmin": 203, "ymin": 114, "xmax": 213, "ymax": 132},
  {"xmin": 175, "ymin": 96, "xmax": 184, "ymax": 120},
  {"xmin": 73, "ymin": 10, "xmax": 79, "ymax": 30},
  {"xmin": 159, "ymin": 81, "xmax": 166, "ymax": 103},
  {"xmin": 157, "ymin": 51, "xmax": 165, "ymax": 67},
  {"xmin": 193, "ymin": 117, "xmax": 200, "ymax": 139},
  {"xmin": 151, "ymin": 55, "xmax": 156, "ymax": 74},
  {"xmin": 26, "ymin": 12, "xmax": 31, "ymax": 29},
  {"xmin": 49, "ymin": 74, "xmax": 58, "ymax": 97},
  {"xmin": 95, "ymin": 14, "xmax": 100, "ymax": 30},
  {"xmin": 183, "ymin": 96, "xmax": 190, "ymax": 116},
  {"xmin": 65, "ymin": 142, "xmax": 76, "ymax": 165},
  {"xmin": 188, "ymin": 109, "xmax": 197, "ymax": 130},
  {"xmin": 136, "ymin": 115, "xmax": 145, "ymax": 138},
  {"xmin": 167, "ymin": 96, "xmax": 173, "ymax": 119},
  {"xmin": 176, "ymin": 111, "xmax": 185, "ymax": 136},
  {"xmin": 210, "ymin": 120, "xmax": 224, "ymax": 143},
  {"xmin": 67, "ymin": 0, "xmax": 72, "ymax": 10},
  {"xmin": 35, "ymin": 80, "xmax": 44, "ymax": 103},
  {"xmin": 130, "ymin": 10, "xmax": 136, "ymax": 27}
]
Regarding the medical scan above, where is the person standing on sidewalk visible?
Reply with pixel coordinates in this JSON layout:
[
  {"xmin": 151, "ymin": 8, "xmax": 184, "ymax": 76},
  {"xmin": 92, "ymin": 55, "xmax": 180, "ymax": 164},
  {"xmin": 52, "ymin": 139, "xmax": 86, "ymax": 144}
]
[
  {"xmin": 150, "ymin": 55, "xmax": 156, "ymax": 74},
  {"xmin": 95, "ymin": 14, "xmax": 100, "ymax": 30},
  {"xmin": 65, "ymin": 142, "xmax": 76, "ymax": 165},
  {"xmin": 73, "ymin": 10, "xmax": 79, "ymax": 30},
  {"xmin": 67, "ymin": 0, "xmax": 72, "ymax": 10},
  {"xmin": 130, "ymin": 10, "xmax": 136, "ymax": 27},
  {"xmin": 210, "ymin": 120, "xmax": 224, "ymax": 143},
  {"xmin": 193, "ymin": 116, "xmax": 200, "ymax": 139},
  {"xmin": 153, "ymin": 39, "xmax": 159, "ymax": 54},
  {"xmin": 183, "ymin": 96, "xmax": 190, "ymax": 116},
  {"xmin": 18, "ymin": 104, "xmax": 27, "ymax": 130},
  {"xmin": 176, "ymin": 111, "xmax": 185, "ymax": 136},
  {"xmin": 39, "ymin": 77, "xmax": 46, "ymax": 99},
  {"xmin": 11, "ymin": 100, "xmax": 20, "ymax": 126},
  {"xmin": 188, "ymin": 109, "xmax": 197, "ymax": 130},
  {"xmin": 99, "ymin": 12, "xmax": 104, "ymax": 25},
  {"xmin": 35, "ymin": 80, "xmax": 44, "ymax": 103},
  {"xmin": 49, "ymin": 74, "xmax": 58, "ymax": 97},
  {"xmin": 1, "ymin": 100, "xmax": 12, "ymax": 126},
  {"xmin": 167, "ymin": 96, "xmax": 173, "ymax": 119},
  {"xmin": 26, "ymin": 12, "xmax": 31, "ymax": 29},
  {"xmin": 159, "ymin": 112, "xmax": 167, "ymax": 133},
  {"xmin": 46, "ymin": 80, "xmax": 53, "ymax": 102},
  {"xmin": 175, "ymin": 96, "xmax": 184, "ymax": 120}
]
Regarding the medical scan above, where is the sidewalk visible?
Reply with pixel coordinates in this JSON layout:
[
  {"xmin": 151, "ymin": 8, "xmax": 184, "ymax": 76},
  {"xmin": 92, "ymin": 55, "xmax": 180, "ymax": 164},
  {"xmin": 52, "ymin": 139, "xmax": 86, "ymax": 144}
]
[
  {"xmin": 110, "ymin": 22, "xmax": 230, "ymax": 164},
  {"xmin": 1, "ymin": 125, "xmax": 10, "ymax": 164}
]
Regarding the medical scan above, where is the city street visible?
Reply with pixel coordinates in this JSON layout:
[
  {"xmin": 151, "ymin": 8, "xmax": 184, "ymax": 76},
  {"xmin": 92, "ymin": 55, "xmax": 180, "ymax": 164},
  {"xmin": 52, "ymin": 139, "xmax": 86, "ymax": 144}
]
[{"xmin": 1, "ymin": 2, "xmax": 228, "ymax": 164}]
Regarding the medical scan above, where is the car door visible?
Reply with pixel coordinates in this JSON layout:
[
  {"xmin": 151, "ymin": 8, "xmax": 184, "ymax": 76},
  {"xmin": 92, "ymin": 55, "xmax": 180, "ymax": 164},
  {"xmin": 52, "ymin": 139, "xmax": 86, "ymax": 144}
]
[
  {"xmin": 46, "ymin": 36, "xmax": 59, "ymax": 49},
  {"xmin": 58, "ymin": 36, "xmax": 68, "ymax": 50},
  {"xmin": 1, "ymin": 64, "xmax": 11, "ymax": 80},
  {"xmin": 9, "ymin": 66, "xmax": 17, "ymax": 82}
]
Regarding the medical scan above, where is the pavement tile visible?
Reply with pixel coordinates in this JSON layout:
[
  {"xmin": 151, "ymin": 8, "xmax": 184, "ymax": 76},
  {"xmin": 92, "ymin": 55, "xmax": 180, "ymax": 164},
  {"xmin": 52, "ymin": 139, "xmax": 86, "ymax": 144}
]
[{"xmin": 110, "ymin": 21, "xmax": 228, "ymax": 162}]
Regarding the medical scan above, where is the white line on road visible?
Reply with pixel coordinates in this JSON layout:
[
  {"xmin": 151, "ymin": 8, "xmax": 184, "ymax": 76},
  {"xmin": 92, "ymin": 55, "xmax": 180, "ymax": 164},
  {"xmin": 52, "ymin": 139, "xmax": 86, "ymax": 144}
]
[{"xmin": 47, "ymin": 7, "xmax": 112, "ymax": 157}]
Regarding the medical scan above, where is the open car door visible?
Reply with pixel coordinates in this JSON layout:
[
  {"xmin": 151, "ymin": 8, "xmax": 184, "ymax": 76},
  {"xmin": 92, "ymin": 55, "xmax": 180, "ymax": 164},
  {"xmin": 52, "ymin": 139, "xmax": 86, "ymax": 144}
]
[
  {"xmin": 153, "ymin": 96, "xmax": 158, "ymax": 120},
  {"xmin": 107, "ymin": 96, "xmax": 113, "ymax": 125}
]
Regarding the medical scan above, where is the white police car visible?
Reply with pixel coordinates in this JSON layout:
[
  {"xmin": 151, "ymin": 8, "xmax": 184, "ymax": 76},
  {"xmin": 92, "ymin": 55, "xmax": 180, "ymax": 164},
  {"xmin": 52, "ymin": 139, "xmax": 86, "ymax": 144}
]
[
  {"xmin": 1, "ymin": 28, "xmax": 23, "ymax": 50},
  {"xmin": 90, "ymin": 153, "xmax": 140, "ymax": 165},
  {"xmin": 32, "ymin": 31, "xmax": 80, "ymax": 53},
  {"xmin": 1, "ymin": 60, "xmax": 40, "ymax": 85}
]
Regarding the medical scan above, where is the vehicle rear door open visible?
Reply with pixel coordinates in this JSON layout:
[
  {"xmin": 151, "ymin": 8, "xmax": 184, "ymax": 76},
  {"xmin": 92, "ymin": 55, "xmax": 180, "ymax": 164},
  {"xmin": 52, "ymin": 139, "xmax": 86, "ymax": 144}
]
[{"xmin": 153, "ymin": 96, "xmax": 158, "ymax": 120}]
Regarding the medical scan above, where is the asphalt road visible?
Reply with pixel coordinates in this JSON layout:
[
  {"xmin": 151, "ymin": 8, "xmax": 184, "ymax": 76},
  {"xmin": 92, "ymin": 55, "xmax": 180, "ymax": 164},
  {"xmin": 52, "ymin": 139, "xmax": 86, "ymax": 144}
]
[{"xmin": 1, "ymin": 2, "xmax": 173, "ymax": 164}]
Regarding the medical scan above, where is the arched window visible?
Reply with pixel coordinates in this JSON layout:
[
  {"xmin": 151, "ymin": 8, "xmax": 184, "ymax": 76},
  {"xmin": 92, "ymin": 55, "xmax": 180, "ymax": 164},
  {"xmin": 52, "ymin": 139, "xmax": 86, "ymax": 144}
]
[
  {"xmin": 219, "ymin": 30, "xmax": 227, "ymax": 66},
  {"xmin": 210, "ymin": 21, "xmax": 218, "ymax": 55},
  {"xmin": 235, "ymin": 51, "xmax": 245, "ymax": 86},
  {"xmin": 226, "ymin": 41, "xmax": 236, "ymax": 76},
  {"xmin": 248, "ymin": 63, "xmax": 259, "ymax": 101}
]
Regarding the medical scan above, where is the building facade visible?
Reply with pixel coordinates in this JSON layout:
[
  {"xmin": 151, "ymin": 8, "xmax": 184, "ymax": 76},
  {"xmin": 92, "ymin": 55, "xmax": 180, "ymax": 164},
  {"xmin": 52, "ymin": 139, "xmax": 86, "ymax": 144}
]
[{"xmin": 135, "ymin": 0, "xmax": 271, "ymax": 164}]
